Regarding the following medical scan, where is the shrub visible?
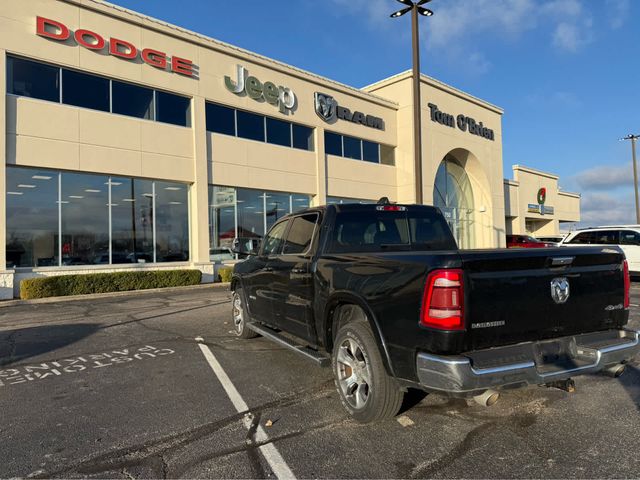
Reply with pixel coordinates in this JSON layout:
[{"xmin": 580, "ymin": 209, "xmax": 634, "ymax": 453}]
[
  {"xmin": 20, "ymin": 269, "xmax": 202, "ymax": 300},
  {"xmin": 218, "ymin": 266, "xmax": 234, "ymax": 283}
]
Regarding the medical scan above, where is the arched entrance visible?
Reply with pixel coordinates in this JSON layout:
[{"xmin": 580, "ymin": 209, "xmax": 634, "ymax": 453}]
[{"xmin": 433, "ymin": 155, "xmax": 475, "ymax": 248}]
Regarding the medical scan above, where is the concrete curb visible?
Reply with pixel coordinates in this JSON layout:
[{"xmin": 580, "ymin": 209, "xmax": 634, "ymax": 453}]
[{"xmin": 0, "ymin": 282, "xmax": 231, "ymax": 307}]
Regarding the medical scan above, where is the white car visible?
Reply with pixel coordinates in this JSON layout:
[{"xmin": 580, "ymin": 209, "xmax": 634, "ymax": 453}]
[{"xmin": 561, "ymin": 226, "xmax": 640, "ymax": 275}]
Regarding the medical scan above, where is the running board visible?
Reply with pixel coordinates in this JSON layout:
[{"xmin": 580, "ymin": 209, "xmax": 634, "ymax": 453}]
[{"xmin": 246, "ymin": 322, "xmax": 330, "ymax": 367}]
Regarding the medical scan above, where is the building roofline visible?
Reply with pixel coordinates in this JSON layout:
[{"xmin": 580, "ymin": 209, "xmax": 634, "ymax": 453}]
[
  {"xmin": 512, "ymin": 165, "xmax": 559, "ymax": 180},
  {"xmin": 64, "ymin": 0, "xmax": 399, "ymax": 109},
  {"xmin": 363, "ymin": 70, "xmax": 504, "ymax": 115},
  {"xmin": 558, "ymin": 191, "xmax": 581, "ymax": 199}
]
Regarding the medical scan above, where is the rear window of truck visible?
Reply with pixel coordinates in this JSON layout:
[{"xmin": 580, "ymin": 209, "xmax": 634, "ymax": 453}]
[{"xmin": 328, "ymin": 210, "xmax": 457, "ymax": 253}]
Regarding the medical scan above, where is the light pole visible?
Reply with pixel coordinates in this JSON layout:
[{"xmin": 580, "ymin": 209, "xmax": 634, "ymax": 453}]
[
  {"xmin": 390, "ymin": 0, "xmax": 434, "ymax": 205},
  {"xmin": 621, "ymin": 134, "xmax": 640, "ymax": 224}
]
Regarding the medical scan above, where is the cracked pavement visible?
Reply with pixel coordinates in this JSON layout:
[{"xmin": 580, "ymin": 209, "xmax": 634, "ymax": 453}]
[{"xmin": 0, "ymin": 285, "xmax": 639, "ymax": 479}]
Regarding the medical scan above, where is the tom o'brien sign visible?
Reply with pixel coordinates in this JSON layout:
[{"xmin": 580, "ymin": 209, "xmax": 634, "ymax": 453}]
[{"xmin": 35, "ymin": 17, "xmax": 196, "ymax": 77}]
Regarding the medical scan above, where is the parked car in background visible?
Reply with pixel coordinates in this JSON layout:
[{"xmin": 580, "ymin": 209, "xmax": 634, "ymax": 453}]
[
  {"xmin": 561, "ymin": 226, "xmax": 640, "ymax": 275},
  {"xmin": 506, "ymin": 234, "xmax": 553, "ymax": 248},
  {"xmin": 535, "ymin": 234, "xmax": 566, "ymax": 245}
]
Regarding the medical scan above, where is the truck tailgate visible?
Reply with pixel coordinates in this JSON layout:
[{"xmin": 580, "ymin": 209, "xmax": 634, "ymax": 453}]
[{"xmin": 460, "ymin": 246, "xmax": 628, "ymax": 351}]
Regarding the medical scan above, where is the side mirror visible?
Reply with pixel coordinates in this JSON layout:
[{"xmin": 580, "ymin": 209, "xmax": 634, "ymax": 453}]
[{"xmin": 232, "ymin": 237, "xmax": 261, "ymax": 256}]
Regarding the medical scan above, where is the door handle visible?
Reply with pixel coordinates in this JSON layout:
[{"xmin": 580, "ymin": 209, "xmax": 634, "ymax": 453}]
[{"xmin": 291, "ymin": 268, "xmax": 305, "ymax": 274}]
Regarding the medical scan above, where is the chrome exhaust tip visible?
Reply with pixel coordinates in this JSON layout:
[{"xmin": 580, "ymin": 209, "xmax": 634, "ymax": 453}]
[
  {"xmin": 605, "ymin": 364, "xmax": 626, "ymax": 378},
  {"xmin": 473, "ymin": 389, "xmax": 500, "ymax": 407}
]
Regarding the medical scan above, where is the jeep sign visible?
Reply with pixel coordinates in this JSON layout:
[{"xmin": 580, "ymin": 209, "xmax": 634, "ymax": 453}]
[{"xmin": 224, "ymin": 65, "xmax": 296, "ymax": 114}]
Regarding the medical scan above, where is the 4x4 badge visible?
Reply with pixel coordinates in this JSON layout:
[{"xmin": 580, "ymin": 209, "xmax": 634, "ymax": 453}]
[{"xmin": 550, "ymin": 277, "xmax": 570, "ymax": 304}]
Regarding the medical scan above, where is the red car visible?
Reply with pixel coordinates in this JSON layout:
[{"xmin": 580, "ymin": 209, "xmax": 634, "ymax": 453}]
[{"xmin": 506, "ymin": 234, "xmax": 553, "ymax": 248}]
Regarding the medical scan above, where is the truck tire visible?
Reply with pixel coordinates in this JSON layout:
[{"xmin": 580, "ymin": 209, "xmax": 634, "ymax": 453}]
[
  {"xmin": 332, "ymin": 319, "xmax": 403, "ymax": 423},
  {"xmin": 232, "ymin": 288, "xmax": 258, "ymax": 339}
]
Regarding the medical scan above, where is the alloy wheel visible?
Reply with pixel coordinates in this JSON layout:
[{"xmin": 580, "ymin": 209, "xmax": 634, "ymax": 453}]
[
  {"xmin": 232, "ymin": 292, "xmax": 244, "ymax": 335},
  {"xmin": 336, "ymin": 337, "xmax": 372, "ymax": 410}
]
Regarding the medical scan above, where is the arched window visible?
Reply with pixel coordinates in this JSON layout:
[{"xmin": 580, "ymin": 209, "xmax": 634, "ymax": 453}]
[{"xmin": 433, "ymin": 155, "xmax": 475, "ymax": 248}]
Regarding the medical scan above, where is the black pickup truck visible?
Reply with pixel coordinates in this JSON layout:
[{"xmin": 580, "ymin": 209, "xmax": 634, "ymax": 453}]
[{"xmin": 230, "ymin": 202, "xmax": 639, "ymax": 423}]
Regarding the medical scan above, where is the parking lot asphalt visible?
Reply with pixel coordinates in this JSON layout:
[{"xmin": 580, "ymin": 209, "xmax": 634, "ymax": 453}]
[{"xmin": 0, "ymin": 285, "xmax": 639, "ymax": 479}]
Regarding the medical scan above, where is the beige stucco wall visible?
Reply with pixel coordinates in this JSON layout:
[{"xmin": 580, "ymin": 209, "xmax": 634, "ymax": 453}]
[
  {"xmin": 366, "ymin": 73, "xmax": 506, "ymax": 248},
  {"xmin": 1, "ymin": 0, "xmax": 518, "ymax": 297},
  {"xmin": 504, "ymin": 165, "xmax": 580, "ymax": 236}
]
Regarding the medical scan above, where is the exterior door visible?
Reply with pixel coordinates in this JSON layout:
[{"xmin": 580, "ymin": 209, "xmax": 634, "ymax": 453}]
[
  {"xmin": 270, "ymin": 213, "xmax": 319, "ymax": 343},
  {"xmin": 244, "ymin": 219, "xmax": 289, "ymax": 325}
]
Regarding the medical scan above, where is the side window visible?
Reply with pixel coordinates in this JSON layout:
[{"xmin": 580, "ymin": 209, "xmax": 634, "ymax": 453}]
[
  {"xmin": 283, "ymin": 214, "xmax": 319, "ymax": 255},
  {"xmin": 262, "ymin": 220, "xmax": 289, "ymax": 256},
  {"xmin": 593, "ymin": 230, "xmax": 619, "ymax": 245},
  {"xmin": 621, "ymin": 231, "xmax": 640, "ymax": 246},
  {"xmin": 569, "ymin": 232, "xmax": 593, "ymax": 244}
]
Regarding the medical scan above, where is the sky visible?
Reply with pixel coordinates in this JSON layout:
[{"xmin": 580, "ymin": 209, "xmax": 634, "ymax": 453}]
[{"xmin": 109, "ymin": 0, "xmax": 640, "ymax": 227}]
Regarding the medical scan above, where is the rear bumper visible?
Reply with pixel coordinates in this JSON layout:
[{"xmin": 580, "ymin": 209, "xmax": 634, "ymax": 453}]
[{"xmin": 416, "ymin": 329, "xmax": 640, "ymax": 394}]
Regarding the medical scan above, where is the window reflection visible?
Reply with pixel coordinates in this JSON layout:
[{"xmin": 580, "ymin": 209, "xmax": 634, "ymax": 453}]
[
  {"xmin": 209, "ymin": 186, "xmax": 237, "ymax": 252},
  {"xmin": 6, "ymin": 168, "xmax": 59, "ymax": 268},
  {"xmin": 110, "ymin": 178, "xmax": 154, "ymax": 264},
  {"xmin": 60, "ymin": 172, "xmax": 109, "ymax": 265},
  {"xmin": 6, "ymin": 167, "xmax": 190, "ymax": 267},
  {"xmin": 155, "ymin": 181, "xmax": 189, "ymax": 262},
  {"xmin": 208, "ymin": 186, "xmax": 312, "ymax": 258}
]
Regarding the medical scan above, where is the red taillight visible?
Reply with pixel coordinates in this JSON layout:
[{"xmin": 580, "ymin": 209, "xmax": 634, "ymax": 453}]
[
  {"xmin": 375, "ymin": 205, "xmax": 406, "ymax": 212},
  {"xmin": 420, "ymin": 269, "xmax": 464, "ymax": 330},
  {"xmin": 624, "ymin": 260, "xmax": 630, "ymax": 309}
]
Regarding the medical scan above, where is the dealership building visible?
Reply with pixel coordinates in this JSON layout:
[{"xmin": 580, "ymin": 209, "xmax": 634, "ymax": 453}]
[{"xmin": 0, "ymin": 0, "xmax": 580, "ymax": 298}]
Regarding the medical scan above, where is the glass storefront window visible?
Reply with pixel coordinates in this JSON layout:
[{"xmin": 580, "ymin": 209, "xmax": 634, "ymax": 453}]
[
  {"xmin": 266, "ymin": 117, "xmax": 292, "ymax": 147},
  {"xmin": 206, "ymin": 103, "xmax": 236, "ymax": 136},
  {"xmin": 324, "ymin": 131, "xmax": 395, "ymax": 166},
  {"xmin": 60, "ymin": 172, "xmax": 109, "ymax": 265},
  {"xmin": 62, "ymin": 70, "xmax": 110, "ymax": 112},
  {"xmin": 110, "ymin": 178, "xmax": 136, "ymax": 264},
  {"xmin": 155, "ymin": 181, "xmax": 189, "ymax": 262},
  {"xmin": 343, "ymin": 135, "xmax": 362, "ymax": 160},
  {"xmin": 292, "ymin": 125, "xmax": 314, "ymax": 151},
  {"xmin": 292, "ymin": 194, "xmax": 311, "ymax": 212},
  {"xmin": 155, "ymin": 91, "xmax": 191, "ymax": 127},
  {"xmin": 433, "ymin": 156, "xmax": 475, "ymax": 249},
  {"xmin": 237, "ymin": 110, "xmax": 265, "ymax": 142},
  {"xmin": 110, "ymin": 178, "xmax": 154, "ymax": 264},
  {"xmin": 205, "ymin": 102, "xmax": 314, "ymax": 152},
  {"xmin": 112, "ymin": 81, "xmax": 154, "ymax": 120},
  {"xmin": 6, "ymin": 168, "xmax": 59, "ymax": 268},
  {"xmin": 209, "ymin": 186, "xmax": 312, "ymax": 257},
  {"xmin": 209, "ymin": 187, "xmax": 237, "ymax": 258},
  {"xmin": 265, "ymin": 191, "xmax": 292, "ymax": 231},
  {"xmin": 362, "ymin": 140, "xmax": 379, "ymax": 163},
  {"xmin": 237, "ymin": 188, "xmax": 266, "ymax": 240},
  {"xmin": 6, "ymin": 167, "xmax": 190, "ymax": 267},
  {"xmin": 325, "ymin": 132, "xmax": 343, "ymax": 156},
  {"xmin": 132, "ymin": 179, "xmax": 155, "ymax": 263},
  {"xmin": 7, "ymin": 56, "xmax": 193, "ymax": 127},
  {"xmin": 8, "ymin": 56, "xmax": 60, "ymax": 102}
]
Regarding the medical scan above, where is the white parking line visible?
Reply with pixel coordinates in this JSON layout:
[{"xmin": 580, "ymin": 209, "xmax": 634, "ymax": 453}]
[{"xmin": 197, "ymin": 340, "xmax": 296, "ymax": 479}]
